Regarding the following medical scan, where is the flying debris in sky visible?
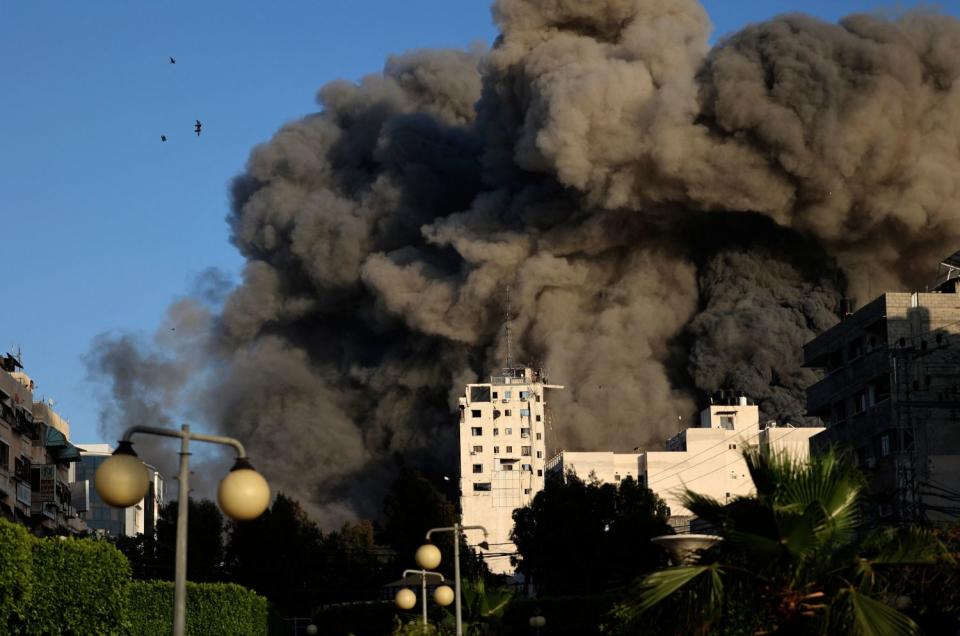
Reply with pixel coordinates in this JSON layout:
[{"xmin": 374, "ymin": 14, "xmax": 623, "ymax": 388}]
[
  {"xmin": 194, "ymin": 120, "xmax": 202, "ymax": 137},
  {"xmin": 160, "ymin": 135, "xmax": 167, "ymax": 142},
  {"xmin": 169, "ymin": 57, "xmax": 176, "ymax": 64}
]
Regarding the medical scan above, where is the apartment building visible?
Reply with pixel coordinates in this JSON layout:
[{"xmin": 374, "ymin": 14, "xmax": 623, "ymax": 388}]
[
  {"xmin": 458, "ymin": 367, "xmax": 563, "ymax": 574},
  {"xmin": 803, "ymin": 253, "xmax": 960, "ymax": 522},
  {"xmin": 0, "ymin": 354, "xmax": 86, "ymax": 534}
]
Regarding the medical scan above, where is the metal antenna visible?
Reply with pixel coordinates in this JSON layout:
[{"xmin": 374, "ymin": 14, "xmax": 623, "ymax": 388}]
[{"xmin": 505, "ymin": 285, "xmax": 514, "ymax": 369}]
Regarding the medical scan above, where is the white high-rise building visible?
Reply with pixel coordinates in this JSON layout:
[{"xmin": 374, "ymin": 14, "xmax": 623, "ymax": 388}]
[{"xmin": 458, "ymin": 367, "xmax": 562, "ymax": 574}]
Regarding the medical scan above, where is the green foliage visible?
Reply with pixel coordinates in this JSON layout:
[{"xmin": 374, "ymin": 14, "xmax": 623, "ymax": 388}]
[
  {"xmin": 458, "ymin": 577, "xmax": 514, "ymax": 634},
  {"xmin": 609, "ymin": 449, "xmax": 946, "ymax": 636},
  {"xmin": 125, "ymin": 580, "xmax": 269, "ymax": 636},
  {"xmin": 226, "ymin": 493, "xmax": 330, "ymax": 616},
  {"xmin": 501, "ymin": 594, "xmax": 620, "ymax": 635},
  {"xmin": 511, "ymin": 474, "xmax": 672, "ymax": 595},
  {"xmin": 382, "ymin": 467, "xmax": 459, "ymax": 572},
  {"xmin": 25, "ymin": 535, "xmax": 131, "ymax": 635},
  {"xmin": 0, "ymin": 519, "xmax": 33, "ymax": 635}
]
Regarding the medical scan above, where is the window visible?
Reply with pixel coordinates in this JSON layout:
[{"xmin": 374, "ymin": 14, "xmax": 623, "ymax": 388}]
[
  {"xmin": 521, "ymin": 428, "xmax": 530, "ymax": 438},
  {"xmin": 502, "ymin": 464, "xmax": 513, "ymax": 471},
  {"xmin": 521, "ymin": 446, "xmax": 531, "ymax": 456},
  {"xmin": 473, "ymin": 483, "xmax": 491, "ymax": 492},
  {"xmin": 506, "ymin": 446, "xmax": 513, "ymax": 453},
  {"xmin": 520, "ymin": 391, "xmax": 529, "ymax": 400},
  {"xmin": 504, "ymin": 391, "xmax": 512, "ymax": 400},
  {"xmin": 524, "ymin": 488, "xmax": 531, "ymax": 495},
  {"xmin": 537, "ymin": 470, "xmax": 543, "ymax": 477},
  {"xmin": 473, "ymin": 464, "xmax": 483, "ymax": 473},
  {"xmin": 535, "ymin": 415, "xmax": 541, "ymax": 422},
  {"xmin": 614, "ymin": 473, "xmax": 621, "ymax": 481},
  {"xmin": 521, "ymin": 464, "xmax": 532, "ymax": 471},
  {"xmin": 520, "ymin": 408, "xmax": 530, "ymax": 417},
  {"xmin": 493, "ymin": 428, "xmax": 499, "ymax": 436},
  {"xmin": 536, "ymin": 451, "xmax": 542, "ymax": 458},
  {"xmin": 535, "ymin": 394, "xmax": 541, "ymax": 402},
  {"xmin": 471, "ymin": 427, "xmax": 482, "ymax": 436},
  {"xmin": 536, "ymin": 433, "xmax": 542, "ymax": 440},
  {"xmin": 492, "ymin": 391, "xmax": 498, "ymax": 399},
  {"xmin": 494, "ymin": 446, "xmax": 500, "ymax": 454},
  {"xmin": 728, "ymin": 444, "xmax": 737, "ymax": 450},
  {"xmin": 879, "ymin": 434, "xmax": 891, "ymax": 457},
  {"xmin": 505, "ymin": 410, "xmax": 512, "ymax": 417},
  {"xmin": 719, "ymin": 415, "xmax": 734, "ymax": 430},
  {"xmin": 470, "ymin": 386, "xmax": 491, "ymax": 402},
  {"xmin": 505, "ymin": 428, "xmax": 512, "ymax": 435},
  {"xmin": 471, "ymin": 409, "xmax": 481, "ymax": 418},
  {"xmin": 472, "ymin": 445, "xmax": 483, "ymax": 453},
  {"xmin": 0, "ymin": 441, "xmax": 8, "ymax": 471}
]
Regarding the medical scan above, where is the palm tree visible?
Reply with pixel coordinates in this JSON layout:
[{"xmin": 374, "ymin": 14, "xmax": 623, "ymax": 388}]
[{"xmin": 608, "ymin": 449, "xmax": 951, "ymax": 635}]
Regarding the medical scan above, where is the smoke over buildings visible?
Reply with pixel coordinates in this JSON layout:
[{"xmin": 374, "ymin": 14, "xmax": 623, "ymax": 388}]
[{"xmin": 87, "ymin": 0, "xmax": 960, "ymax": 526}]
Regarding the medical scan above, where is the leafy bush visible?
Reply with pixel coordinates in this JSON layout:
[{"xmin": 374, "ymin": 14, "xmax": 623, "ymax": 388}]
[
  {"xmin": 126, "ymin": 580, "xmax": 269, "ymax": 635},
  {"xmin": 0, "ymin": 519, "xmax": 34, "ymax": 635},
  {"xmin": 25, "ymin": 534, "xmax": 130, "ymax": 635}
]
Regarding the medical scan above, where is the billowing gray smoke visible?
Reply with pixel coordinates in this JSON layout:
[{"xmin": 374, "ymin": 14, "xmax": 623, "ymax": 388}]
[{"xmin": 88, "ymin": 0, "xmax": 960, "ymax": 526}]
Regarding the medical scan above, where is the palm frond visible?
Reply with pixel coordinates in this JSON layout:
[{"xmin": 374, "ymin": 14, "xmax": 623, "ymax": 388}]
[
  {"xmin": 842, "ymin": 587, "xmax": 920, "ymax": 636},
  {"xmin": 637, "ymin": 564, "xmax": 723, "ymax": 615}
]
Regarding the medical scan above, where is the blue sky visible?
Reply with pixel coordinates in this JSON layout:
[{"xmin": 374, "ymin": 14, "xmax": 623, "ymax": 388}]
[{"xmin": 2, "ymin": 0, "xmax": 957, "ymax": 445}]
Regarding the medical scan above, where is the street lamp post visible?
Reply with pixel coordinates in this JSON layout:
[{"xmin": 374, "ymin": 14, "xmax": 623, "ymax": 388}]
[
  {"xmin": 94, "ymin": 424, "xmax": 270, "ymax": 636},
  {"xmin": 423, "ymin": 523, "xmax": 488, "ymax": 636},
  {"xmin": 394, "ymin": 568, "xmax": 453, "ymax": 632}
]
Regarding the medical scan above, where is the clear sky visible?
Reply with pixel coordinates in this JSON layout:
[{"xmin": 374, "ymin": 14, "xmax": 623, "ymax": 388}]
[{"xmin": 2, "ymin": 0, "xmax": 957, "ymax": 445}]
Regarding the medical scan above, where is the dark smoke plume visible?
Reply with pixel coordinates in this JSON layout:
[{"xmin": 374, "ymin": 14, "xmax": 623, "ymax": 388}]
[{"xmin": 87, "ymin": 1, "xmax": 960, "ymax": 526}]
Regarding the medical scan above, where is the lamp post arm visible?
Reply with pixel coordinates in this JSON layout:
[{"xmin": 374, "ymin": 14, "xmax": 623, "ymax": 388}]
[
  {"xmin": 403, "ymin": 570, "xmax": 445, "ymax": 582},
  {"xmin": 120, "ymin": 425, "xmax": 247, "ymax": 457},
  {"xmin": 425, "ymin": 525, "xmax": 488, "ymax": 541}
]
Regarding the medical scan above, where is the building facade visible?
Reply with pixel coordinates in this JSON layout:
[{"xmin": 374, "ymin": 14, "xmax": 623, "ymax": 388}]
[
  {"xmin": 458, "ymin": 367, "xmax": 562, "ymax": 574},
  {"xmin": 804, "ymin": 255, "xmax": 960, "ymax": 522},
  {"xmin": 0, "ymin": 354, "xmax": 86, "ymax": 535},
  {"xmin": 550, "ymin": 396, "xmax": 823, "ymax": 531},
  {"xmin": 74, "ymin": 444, "xmax": 164, "ymax": 537}
]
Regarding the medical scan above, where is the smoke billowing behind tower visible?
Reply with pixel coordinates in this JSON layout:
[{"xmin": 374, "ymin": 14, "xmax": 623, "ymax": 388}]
[{"xmin": 87, "ymin": 0, "xmax": 960, "ymax": 526}]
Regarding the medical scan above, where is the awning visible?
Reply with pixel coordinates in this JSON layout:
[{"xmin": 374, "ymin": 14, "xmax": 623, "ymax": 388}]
[{"xmin": 44, "ymin": 426, "xmax": 82, "ymax": 462}]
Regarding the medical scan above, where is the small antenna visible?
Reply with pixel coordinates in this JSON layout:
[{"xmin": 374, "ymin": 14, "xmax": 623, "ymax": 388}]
[{"xmin": 504, "ymin": 284, "xmax": 514, "ymax": 369}]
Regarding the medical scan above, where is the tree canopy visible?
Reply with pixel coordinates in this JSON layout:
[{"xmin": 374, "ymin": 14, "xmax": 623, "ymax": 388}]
[{"xmin": 511, "ymin": 473, "xmax": 672, "ymax": 596}]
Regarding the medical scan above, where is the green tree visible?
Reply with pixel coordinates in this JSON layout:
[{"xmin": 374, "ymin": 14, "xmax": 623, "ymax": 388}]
[
  {"xmin": 114, "ymin": 497, "xmax": 225, "ymax": 582},
  {"xmin": 225, "ymin": 493, "xmax": 325, "ymax": 617},
  {"xmin": 611, "ymin": 449, "xmax": 950, "ymax": 635},
  {"xmin": 511, "ymin": 474, "xmax": 672, "ymax": 596},
  {"xmin": 382, "ymin": 467, "xmax": 458, "ymax": 569}
]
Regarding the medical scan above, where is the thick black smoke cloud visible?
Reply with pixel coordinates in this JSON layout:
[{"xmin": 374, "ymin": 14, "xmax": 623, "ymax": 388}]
[{"xmin": 87, "ymin": 0, "xmax": 960, "ymax": 526}]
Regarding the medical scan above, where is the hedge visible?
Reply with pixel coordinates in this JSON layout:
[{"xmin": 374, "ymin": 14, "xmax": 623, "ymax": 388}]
[
  {"xmin": 0, "ymin": 520, "xmax": 33, "ymax": 635},
  {"xmin": 25, "ymin": 533, "xmax": 131, "ymax": 635},
  {"xmin": 126, "ymin": 580, "xmax": 269, "ymax": 636},
  {"xmin": 0, "ymin": 519, "xmax": 267, "ymax": 635}
]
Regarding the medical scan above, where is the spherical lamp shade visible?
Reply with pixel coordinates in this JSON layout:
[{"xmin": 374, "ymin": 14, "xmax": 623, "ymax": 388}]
[
  {"xmin": 415, "ymin": 543, "xmax": 442, "ymax": 570},
  {"xmin": 529, "ymin": 616, "xmax": 546, "ymax": 628},
  {"xmin": 433, "ymin": 585, "xmax": 454, "ymax": 607},
  {"xmin": 94, "ymin": 443, "xmax": 150, "ymax": 507},
  {"xmin": 395, "ymin": 588, "xmax": 417, "ymax": 610},
  {"xmin": 217, "ymin": 459, "xmax": 270, "ymax": 521},
  {"xmin": 305, "ymin": 625, "xmax": 318, "ymax": 635}
]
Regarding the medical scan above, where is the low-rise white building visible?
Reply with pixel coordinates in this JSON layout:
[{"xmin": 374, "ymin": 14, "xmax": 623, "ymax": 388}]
[
  {"xmin": 549, "ymin": 396, "xmax": 824, "ymax": 530},
  {"xmin": 458, "ymin": 367, "xmax": 562, "ymax": 574}
]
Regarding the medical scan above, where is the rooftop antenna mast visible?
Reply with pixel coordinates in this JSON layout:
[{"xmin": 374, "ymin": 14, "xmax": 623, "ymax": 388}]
[{"xmin": 504, "ymin": 285, "xmax": 514, "ymax": 369}]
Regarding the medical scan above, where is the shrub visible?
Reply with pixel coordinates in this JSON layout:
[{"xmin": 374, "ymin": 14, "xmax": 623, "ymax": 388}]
[
  {"xmin": 126, "ymin": 580, "xmax": 269, "ymax": 635},
  {"xmin": 0, "ymin": 519, "xmax": 34, "ymax": 635},
  {"xmin": 25, "ymin": 535, "xmax": 131, "ymax": 635}
]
